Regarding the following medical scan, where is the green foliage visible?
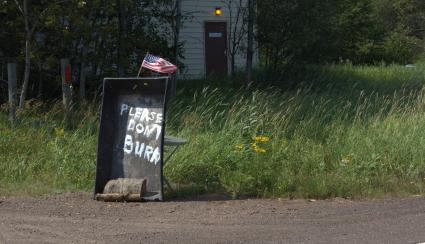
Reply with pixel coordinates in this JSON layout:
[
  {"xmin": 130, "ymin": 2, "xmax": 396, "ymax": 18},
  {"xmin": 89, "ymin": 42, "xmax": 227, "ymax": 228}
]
[
  {"xmin": 0, "ymin": 0, "xmax": 176, "ymax": 99},
  {"xmin": 2, "ymin": 64, "xmax": 425, "ymax": 199},
  {"xmin": 257, "ymin": 0, "xmax": 425, "ymax": 80},
  {"xmin": 3, "ymin": 0, "xmax": 425, "ymax": 101}
]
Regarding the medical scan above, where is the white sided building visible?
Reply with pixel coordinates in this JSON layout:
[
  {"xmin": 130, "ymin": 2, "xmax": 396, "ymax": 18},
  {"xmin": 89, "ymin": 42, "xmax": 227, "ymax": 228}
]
[{"xmin": 178, "ymin": 0, "xmax": 258, "ymax": 79}]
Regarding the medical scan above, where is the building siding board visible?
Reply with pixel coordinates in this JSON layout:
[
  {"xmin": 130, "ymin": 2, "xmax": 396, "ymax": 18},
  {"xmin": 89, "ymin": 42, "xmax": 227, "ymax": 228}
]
[{"xmin": 178, "ymin": 0, "xmax": 257, "ymax": 79}]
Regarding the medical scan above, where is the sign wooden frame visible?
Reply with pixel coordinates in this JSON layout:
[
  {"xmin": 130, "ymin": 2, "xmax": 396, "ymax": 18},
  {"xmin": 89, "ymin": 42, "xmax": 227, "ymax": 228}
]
[{"xmin": 94, "ymin": 77, "xmax": 169, "ymax": 201}]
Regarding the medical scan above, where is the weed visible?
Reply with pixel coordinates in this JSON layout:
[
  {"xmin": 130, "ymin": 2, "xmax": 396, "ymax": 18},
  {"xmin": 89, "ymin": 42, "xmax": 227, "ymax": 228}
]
[{"xmin": 2, "ymin": 63, "xmax": 425, "ymax": 198}]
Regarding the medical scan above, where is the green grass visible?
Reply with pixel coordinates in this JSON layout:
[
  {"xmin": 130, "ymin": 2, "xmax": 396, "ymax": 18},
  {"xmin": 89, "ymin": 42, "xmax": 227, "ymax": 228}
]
[
  {"xmin": 0, "ymin": 102, "xmax": 98, "ymax": 196},
  {"xmin": 2, "ymin": 63, "xmax": 425, "ymax": 199}
]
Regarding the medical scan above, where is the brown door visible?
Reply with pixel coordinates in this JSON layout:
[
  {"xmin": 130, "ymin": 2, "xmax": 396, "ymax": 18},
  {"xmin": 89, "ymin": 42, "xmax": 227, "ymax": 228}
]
[{"xmin": 205, "ymin": 22, "xmax": 228, "ymax": 76}]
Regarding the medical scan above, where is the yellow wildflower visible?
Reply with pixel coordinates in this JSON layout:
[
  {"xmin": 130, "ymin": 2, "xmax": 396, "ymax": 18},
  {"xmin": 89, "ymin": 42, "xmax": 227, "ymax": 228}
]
[
  {"xmin": 255, "ymin": 135, "xmax": 270, "ymax": 143},
  {"xmin": 54, "ymin": 128, "xmax": 65, "ymax": 137},
  {"xmin": 235, "ymin": 144, "xmax": 244, "ymax": 150},
  {"xmin": 251, "ymin": 143, "xmax": 266, "ymax": 153},
  {"xmin": 341, "ymin": 154, "xmax": 353, "ymax": 165},
  {"xmin": 254, "ymin": 147, "xmax": 267, "ymax": 154}
]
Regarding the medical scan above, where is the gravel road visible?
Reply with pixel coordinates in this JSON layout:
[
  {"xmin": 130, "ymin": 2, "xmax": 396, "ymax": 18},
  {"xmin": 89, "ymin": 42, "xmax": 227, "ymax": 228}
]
[{"xmin": 0, "ymin": 193, "xmax": 424, "ymax": 243}]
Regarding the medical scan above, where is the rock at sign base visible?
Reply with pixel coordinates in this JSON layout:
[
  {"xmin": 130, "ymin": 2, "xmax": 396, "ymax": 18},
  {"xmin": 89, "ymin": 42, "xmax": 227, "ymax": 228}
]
[
  {"xmin": 96, "ymin": 178, "xmax": 147, "ymax": 202},
  {"xmin": 96, "ymin": 193, "xmax": 143, "ymax": 202}
]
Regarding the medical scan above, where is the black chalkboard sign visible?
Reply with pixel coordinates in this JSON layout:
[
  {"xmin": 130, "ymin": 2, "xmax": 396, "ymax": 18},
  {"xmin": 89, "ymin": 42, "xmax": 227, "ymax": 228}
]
[{"xmin": 94, "ymin": 77, "xmax": 169, "ymax": 201}]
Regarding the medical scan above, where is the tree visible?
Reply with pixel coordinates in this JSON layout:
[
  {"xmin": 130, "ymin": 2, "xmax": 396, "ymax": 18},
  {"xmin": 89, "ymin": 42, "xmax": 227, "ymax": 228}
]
[
  {"xmin": 223, "ymin": 0, "xmax": 248, "ymax": 76},
  {"xmin": 372, "ymin": 0, "xmax": 425, "ymax": 63},
  {"xmin": 245, "ymin": 0, "xmax": 255, "ymax": 83},
  {"xmin": 148, "ymin": 0, "xmax": 187, "ymax": 66},
  {"xmin": 172, "ymin": 0, "xmax": 182, "ymax": 65},
  {"xmin": 11, "ymin": 0, "xmax": 68, "ymax": 106},
  {"xmin": 0, "ymin": 1, "xmax": 21, "ymax": 59},
  {"xmin": 257, "ymin": 0, "xmax": 379, "ymax": 79},
  {"xmin": 13, "ymin": 0, "xmax": 40, "ymax": 109}
]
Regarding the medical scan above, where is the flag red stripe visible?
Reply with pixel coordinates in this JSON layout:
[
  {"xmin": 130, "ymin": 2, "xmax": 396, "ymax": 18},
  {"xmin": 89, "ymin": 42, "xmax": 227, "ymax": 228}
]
[
  {"xmin": 142, "ymin": 64, "xmax": 176, "ymax": 73},
  {"xmin": 141, "ymin": 55, "xmax": 177, "ymax": 74},
  {"xmin": 143, "ymin": 62, "xmax": 176, "ymax": 71}
]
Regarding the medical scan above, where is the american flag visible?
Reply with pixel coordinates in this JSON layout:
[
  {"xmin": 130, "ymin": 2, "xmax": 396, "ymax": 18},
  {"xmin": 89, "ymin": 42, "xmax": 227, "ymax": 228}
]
[{"xmin": 141, "ymin": 54, "xmax": 177, "ymax": 74}]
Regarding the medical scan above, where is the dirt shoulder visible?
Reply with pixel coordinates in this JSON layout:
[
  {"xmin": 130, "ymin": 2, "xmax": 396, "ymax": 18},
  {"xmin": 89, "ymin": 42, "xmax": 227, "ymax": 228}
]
[{"xmin": 1, "ymin": 193, "xmax": 425, "ymax": 244}]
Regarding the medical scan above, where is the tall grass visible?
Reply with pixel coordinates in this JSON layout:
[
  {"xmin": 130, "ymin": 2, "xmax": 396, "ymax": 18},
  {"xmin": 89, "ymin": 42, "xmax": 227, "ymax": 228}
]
[
  {"xmin": 165, "ymin": 63, "xmax": 425, "ymax": 198},
  {"xmin": 1, "ymin": 63, "xmax": 425, "ymax": 198},
  {"xmin": 0, "ymin": 101, "xmax": 98, "ymax": 195}
]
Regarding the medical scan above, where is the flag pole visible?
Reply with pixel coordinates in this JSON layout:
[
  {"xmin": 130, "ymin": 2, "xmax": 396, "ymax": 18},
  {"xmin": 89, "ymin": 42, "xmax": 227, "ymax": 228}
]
[
  {"xmin": 137, "ymin": 64, "xmax": 143, "ymax": 78},
  {"xmin": 137, "ymin": 52, "xmax": 149, "ymax": 78}
]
